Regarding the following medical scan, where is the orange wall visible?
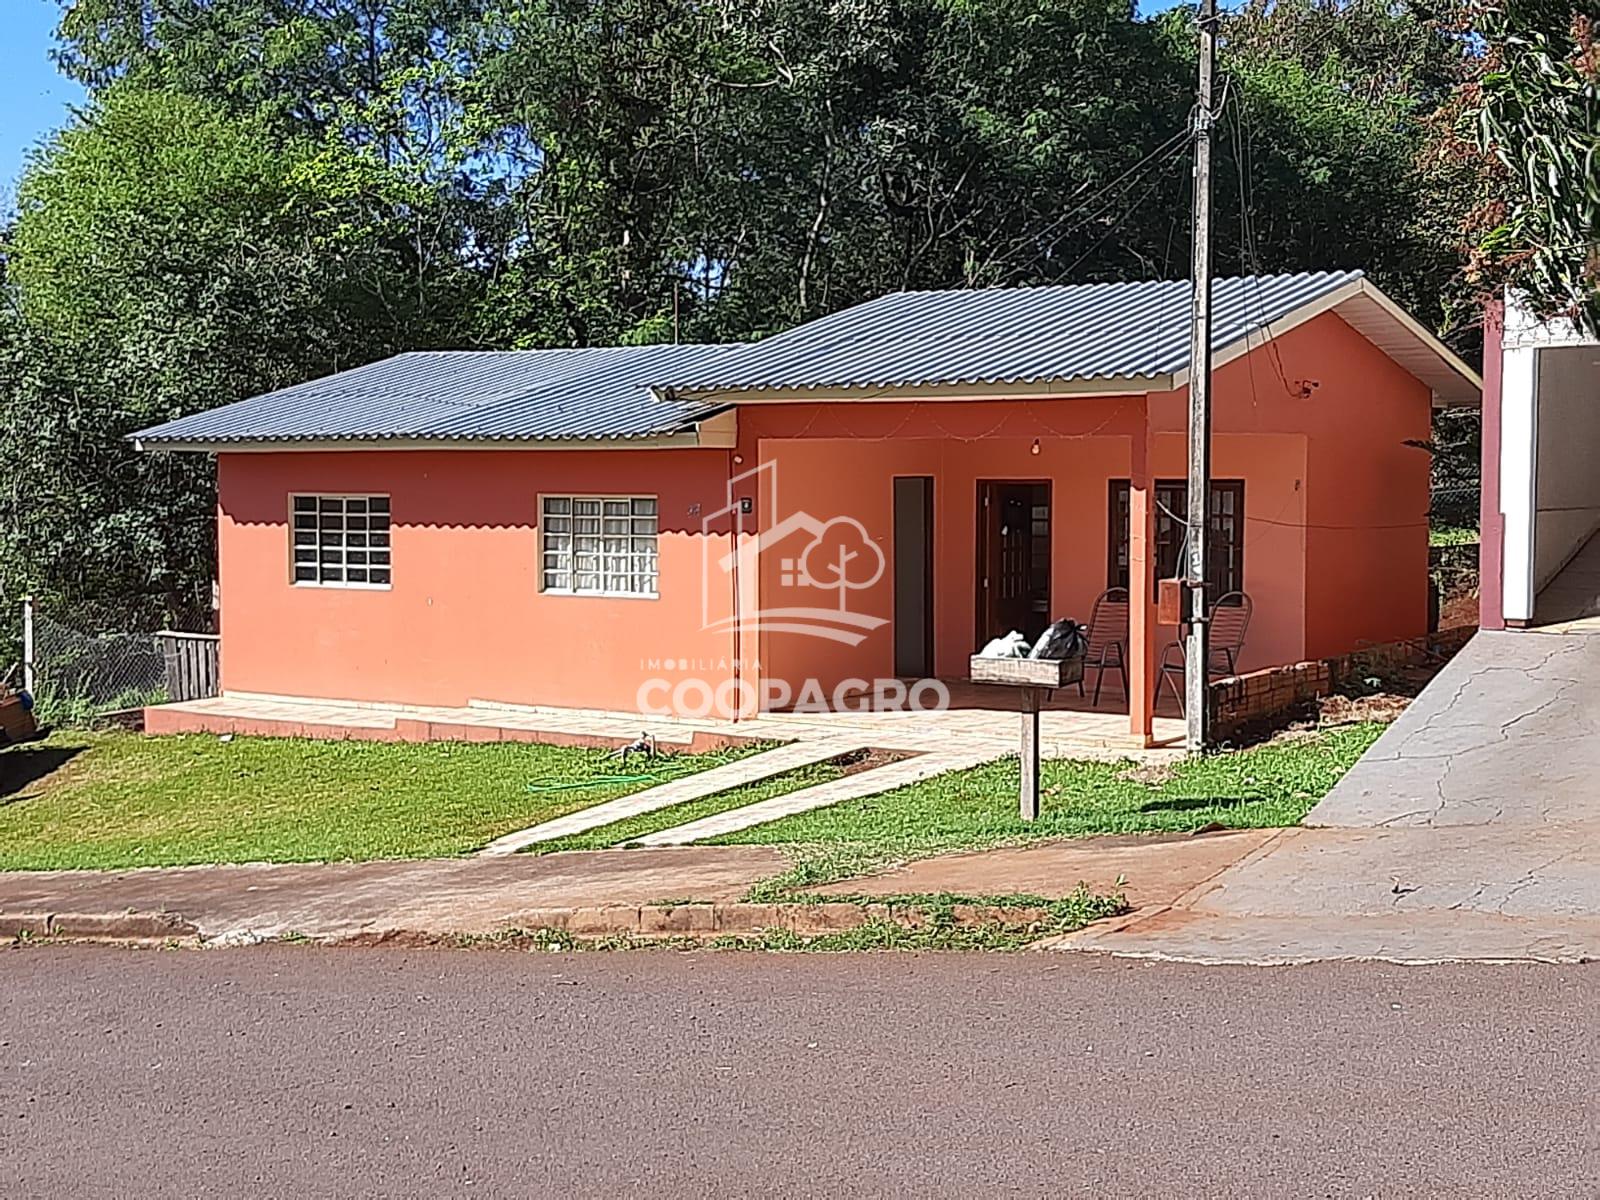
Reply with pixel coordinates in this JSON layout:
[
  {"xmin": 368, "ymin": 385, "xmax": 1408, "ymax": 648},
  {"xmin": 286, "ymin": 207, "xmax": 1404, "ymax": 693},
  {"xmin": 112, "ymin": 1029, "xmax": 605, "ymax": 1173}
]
[
  {"xmin": 738, "ymin": 405, "xmax": 1308, "ymax": 698},
  {"xmin": 216, "ymin": 449, "xmax": 738, "ymax": 710},
  {"xmin": 1151, "ymin": 310, "xmax": 1432, "ymax": 658}
]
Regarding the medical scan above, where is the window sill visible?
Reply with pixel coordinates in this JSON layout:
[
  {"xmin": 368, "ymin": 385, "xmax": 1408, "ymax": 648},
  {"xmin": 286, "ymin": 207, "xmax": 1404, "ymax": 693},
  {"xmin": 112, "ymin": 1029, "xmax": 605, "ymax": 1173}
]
[{"xmin": 540, "ymin": 589, "xmax": 660, "ymax": 601}]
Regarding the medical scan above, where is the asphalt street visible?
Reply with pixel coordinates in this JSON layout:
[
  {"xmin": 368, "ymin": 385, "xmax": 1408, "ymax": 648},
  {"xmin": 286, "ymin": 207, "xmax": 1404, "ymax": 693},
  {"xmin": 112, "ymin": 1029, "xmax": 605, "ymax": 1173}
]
[{"xmin": 3, "ymin": 946, "xmax": 1595, "ymax": 1197}]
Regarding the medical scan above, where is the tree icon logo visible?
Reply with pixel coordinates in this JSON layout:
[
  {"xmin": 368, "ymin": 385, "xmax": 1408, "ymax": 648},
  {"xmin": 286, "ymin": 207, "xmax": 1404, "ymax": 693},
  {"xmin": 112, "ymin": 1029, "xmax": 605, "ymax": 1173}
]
[
  {"xmin": 797, "ymin": 518, "xmax": 886, "ymax": 610},
  {"xmin": 701, "ymin": 461, "xmax": 891, "ymax": 646}
]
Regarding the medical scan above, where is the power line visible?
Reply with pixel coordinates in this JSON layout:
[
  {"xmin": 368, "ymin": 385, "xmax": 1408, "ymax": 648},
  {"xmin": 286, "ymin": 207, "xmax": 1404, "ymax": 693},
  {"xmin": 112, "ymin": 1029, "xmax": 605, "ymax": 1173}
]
[
  {"xmin": 1011, "ymin": 131, "xmax": 1197, "ymax": 282},
  {"xmin": 993, "ymin": 126, "xmax": 1195, "ymax": 281}
]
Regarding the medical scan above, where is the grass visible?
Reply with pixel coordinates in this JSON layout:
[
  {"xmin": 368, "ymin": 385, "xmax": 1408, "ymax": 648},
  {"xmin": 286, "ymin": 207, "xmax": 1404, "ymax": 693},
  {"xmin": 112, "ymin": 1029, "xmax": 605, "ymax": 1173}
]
[
  {"xmin": 716, "ymin": 723, "xmax": 1385, "ymax": 894},
  {"xmin": 529, "ymin": 758, "xmax": 850, "ymax": 854},
  {"xmin": 0, "ymin": 730, "xmax": 761, "ymax": 870},
  {"xmin": 1429, "ymin": 524, "xmax": 1479, "ymax": 547}
]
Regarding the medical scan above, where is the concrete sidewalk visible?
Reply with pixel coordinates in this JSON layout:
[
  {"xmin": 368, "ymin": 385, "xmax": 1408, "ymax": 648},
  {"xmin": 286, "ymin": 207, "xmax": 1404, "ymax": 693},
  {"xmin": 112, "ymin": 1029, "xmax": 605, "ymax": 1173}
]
[
  {"xmin": 0, "ymin": 849, "xmax": 787, "ymax": 944},
  {"xmin": 1053, "ymin": 633, "xmax": 1600, "ymax": 964},
  {"xmin": 0, "ymin": 832, "xmax": 1265, "ymax": 947}
]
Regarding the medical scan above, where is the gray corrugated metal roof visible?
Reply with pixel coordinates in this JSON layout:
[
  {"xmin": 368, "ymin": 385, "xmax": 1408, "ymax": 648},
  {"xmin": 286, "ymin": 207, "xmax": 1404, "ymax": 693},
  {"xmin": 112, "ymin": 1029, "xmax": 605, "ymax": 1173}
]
[
  {"xmin": 133, "ymin": 342, "xmax": 744, "ymax": 446},
  {"xmin": 134, "ymin": 269, "xmax": 1477, "ymax": 448},
  {"xmin": 661, "ymin": 271, "xmax": 1365, "ymax": 396}
]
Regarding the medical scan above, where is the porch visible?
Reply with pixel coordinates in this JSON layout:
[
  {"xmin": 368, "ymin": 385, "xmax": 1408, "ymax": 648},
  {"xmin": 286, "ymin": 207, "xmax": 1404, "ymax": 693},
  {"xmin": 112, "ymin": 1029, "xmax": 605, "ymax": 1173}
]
[{"xmin": 146, "ymin": 686, "xmax": 1186, "ymax": 762}]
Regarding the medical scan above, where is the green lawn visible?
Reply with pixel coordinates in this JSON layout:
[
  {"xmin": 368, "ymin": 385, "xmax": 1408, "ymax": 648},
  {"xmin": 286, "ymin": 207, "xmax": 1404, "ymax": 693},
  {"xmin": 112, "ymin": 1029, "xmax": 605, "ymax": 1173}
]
[
  {"xmin": 709, "ymin": 724, "xmax": 1385, "ymax": 895},
  {"xmin": 0, "ymin": 731, "xmax": 760, "ymax": 870}
]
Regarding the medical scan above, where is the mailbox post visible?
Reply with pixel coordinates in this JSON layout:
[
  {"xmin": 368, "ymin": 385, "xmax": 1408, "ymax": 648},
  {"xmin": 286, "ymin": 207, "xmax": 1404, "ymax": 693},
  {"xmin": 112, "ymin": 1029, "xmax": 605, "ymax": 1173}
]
[{"xmin": 968, "ymin": 655, "xmax": 1085, "ymax": 820}]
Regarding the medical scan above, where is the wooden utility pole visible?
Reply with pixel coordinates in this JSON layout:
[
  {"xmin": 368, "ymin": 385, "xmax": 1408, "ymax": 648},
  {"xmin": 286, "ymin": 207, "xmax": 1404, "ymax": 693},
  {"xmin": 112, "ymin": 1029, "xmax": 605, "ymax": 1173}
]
[{"xmin": 1185, "ymin": 0, "xmax": 1219, "ymax": 753}]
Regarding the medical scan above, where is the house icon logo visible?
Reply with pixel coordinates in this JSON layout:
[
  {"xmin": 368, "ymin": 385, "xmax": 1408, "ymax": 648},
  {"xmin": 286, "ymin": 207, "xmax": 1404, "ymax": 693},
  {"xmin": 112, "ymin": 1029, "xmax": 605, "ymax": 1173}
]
[{"xmin": 700, "ymin": 461, "xmax": 889, "ymax": 646}]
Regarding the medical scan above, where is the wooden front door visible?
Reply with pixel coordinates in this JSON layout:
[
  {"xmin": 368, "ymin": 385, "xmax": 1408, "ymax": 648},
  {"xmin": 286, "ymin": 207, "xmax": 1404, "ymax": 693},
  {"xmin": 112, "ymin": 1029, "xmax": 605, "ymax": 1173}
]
[{"xmin": 976, "ymin": 480, "xmax": 1052, "ymax": 646}]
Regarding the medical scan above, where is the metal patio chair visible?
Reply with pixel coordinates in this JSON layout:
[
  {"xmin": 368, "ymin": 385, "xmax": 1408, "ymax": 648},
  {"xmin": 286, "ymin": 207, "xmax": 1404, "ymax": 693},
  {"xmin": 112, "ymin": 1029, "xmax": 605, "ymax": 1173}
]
[
  {"xmin": 1158, "ymin": 591, "xmax": 1253, "ymax": 714},
  {"xmin": 1079, "ymin": 587, "xmax": 1130, "ymax": 706}
]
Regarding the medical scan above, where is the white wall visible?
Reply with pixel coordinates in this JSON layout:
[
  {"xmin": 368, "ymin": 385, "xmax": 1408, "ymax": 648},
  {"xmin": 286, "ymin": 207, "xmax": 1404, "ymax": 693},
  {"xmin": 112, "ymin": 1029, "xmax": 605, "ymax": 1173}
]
[
  {"xmin": 1499, "ymin": 293, "xmax": 1600, "ymax": 620},
  {"xmin": 1533, "ymin": 345, "xmax": 1600, "ymax": 591}
]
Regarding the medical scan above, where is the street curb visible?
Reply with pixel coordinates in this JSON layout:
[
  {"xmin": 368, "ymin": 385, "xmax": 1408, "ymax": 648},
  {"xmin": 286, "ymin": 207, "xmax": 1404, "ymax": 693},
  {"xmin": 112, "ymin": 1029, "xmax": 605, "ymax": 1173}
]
[
  {"xmin": 2, "ymin": 911, "xmax": 200, "ymax": 943},
  {"xmin": 327, "ymin": 901, "xmax": 1061, "ymax": 946},
  {"xmin": 4, "ymin": 902, "xmax": 1070, "ymax": 947}
]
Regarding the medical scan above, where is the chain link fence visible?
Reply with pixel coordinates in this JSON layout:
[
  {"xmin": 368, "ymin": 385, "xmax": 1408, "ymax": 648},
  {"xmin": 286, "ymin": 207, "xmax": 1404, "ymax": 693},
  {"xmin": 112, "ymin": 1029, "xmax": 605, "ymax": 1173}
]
[{"xmin": 22, "ymin": 597, "xmax": 218, "ymax": 726}]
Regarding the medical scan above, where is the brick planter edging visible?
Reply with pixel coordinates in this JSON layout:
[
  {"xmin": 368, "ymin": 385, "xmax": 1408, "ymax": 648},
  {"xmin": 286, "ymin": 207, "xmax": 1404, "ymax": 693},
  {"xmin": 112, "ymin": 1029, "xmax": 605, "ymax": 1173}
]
[{"xmin": 1208, "ymin": 626, "xmax": 1477, "ymax": 742}]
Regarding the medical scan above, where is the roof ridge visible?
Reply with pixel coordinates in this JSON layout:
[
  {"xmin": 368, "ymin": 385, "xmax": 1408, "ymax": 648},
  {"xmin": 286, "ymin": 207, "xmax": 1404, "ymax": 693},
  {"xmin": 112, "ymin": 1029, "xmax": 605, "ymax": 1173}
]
[{"xmin": 873, "ymin": 269, "xmax": 1363, "ymax": 301}]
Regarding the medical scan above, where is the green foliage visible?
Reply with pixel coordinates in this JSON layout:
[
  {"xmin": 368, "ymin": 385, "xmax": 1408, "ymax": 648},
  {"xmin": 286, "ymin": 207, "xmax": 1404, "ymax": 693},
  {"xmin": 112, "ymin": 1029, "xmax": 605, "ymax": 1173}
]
[
  {"xmin": 0, "ymin": 85, "xmax": 476, "ymax": 617},
  {"xmin": 1468, "ymin": 2, "xmax": 1600, "ymax": 330},
  {"xmin": 3, "ymin": 0, "xmax": 1487, "ymax": 614}
]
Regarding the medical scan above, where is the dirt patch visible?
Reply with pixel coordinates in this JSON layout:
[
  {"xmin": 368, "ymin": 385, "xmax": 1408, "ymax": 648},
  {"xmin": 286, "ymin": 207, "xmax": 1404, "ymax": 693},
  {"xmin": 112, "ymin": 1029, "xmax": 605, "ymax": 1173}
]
[
  {"xmin": 1315, "ymin": 691, "xmax": 1412, "ymax": 727},
  {"xmin": 829, "ymin": 747, "xmax": 913, "ymax": 777}
]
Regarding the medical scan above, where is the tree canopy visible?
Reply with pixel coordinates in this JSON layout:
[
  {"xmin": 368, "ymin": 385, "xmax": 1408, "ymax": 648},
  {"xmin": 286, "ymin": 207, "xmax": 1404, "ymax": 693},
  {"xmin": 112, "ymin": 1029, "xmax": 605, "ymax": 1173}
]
[{"xmin": 1, "ymin": 0, "xmax": 1502, "ymax": 619}]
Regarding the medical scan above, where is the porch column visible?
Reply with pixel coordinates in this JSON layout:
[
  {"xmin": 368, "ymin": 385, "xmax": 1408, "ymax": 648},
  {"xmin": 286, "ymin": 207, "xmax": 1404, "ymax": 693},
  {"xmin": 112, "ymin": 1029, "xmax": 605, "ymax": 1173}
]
[{"xmin": 1128, "ymin": 404, "xmax": 1157, "ymax": 743}]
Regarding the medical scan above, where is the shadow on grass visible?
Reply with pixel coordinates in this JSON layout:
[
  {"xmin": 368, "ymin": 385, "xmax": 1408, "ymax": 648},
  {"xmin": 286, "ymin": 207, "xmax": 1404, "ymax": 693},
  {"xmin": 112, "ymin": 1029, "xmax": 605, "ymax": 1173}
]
[
  {"xmin": 0, "ymin": 744, "xmax": 83, "ymax": 805},
  {"xmin": 1137, "ymin": 794, "xmax": 1250, "ymax": 814}
]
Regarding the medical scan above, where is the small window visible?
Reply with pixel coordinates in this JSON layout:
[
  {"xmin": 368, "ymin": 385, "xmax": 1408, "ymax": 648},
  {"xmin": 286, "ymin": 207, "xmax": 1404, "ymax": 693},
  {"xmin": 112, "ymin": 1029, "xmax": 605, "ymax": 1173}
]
[
  {"xmin": 541, "ymin": 495, "xmax": 658, "ymax": 597},
  {"xmin": 291, "ymin": 494, "xmax": 391, "ymax": 587},
  {"xmin": 1108, "ymin": 479, "xmax": 1244, "ymax": 600}
]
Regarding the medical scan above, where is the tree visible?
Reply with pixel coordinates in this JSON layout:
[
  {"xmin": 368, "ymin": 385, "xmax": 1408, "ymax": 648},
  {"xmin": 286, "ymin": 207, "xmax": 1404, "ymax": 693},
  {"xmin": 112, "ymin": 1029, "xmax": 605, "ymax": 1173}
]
[
  {"xmin": 1467, "ymin": 2, "xmax": 1600, "ymax": 330},
  {"xmin": 0, "ymin": 86, "xmax": 476, "ymax": 619}
]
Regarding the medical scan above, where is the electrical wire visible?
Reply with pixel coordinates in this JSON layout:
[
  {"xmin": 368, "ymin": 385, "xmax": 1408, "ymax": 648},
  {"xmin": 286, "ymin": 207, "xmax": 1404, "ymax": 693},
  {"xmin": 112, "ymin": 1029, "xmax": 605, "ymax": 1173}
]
[{"xmin": 1009, "ymin": 130, "xmax": 1197, "ymax": 282}]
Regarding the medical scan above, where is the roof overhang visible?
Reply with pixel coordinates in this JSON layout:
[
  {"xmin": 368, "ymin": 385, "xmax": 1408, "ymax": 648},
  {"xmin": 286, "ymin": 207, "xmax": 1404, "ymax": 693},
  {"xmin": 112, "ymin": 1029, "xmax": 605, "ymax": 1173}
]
[
  {"xmin": 134, "ymin": 409, "xmax": 739, "ymax": 453},
  {"xmin": 1182, "ymin": 276, "xmax": 1482, "ymax": 409}
]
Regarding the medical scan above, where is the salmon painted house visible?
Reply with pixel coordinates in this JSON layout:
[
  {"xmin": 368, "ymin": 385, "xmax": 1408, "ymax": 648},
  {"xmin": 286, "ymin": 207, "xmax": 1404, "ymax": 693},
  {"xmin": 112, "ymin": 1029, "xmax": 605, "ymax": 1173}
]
[{"xmin": 133, "ymin": 271, "xmax": 1480, "ymax": 744}]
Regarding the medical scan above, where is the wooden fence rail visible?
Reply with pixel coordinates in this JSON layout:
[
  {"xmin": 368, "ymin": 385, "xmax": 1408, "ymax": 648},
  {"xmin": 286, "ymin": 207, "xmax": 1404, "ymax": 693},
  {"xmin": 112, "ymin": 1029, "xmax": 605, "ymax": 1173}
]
[{"xmin": 156, "ymin": 631, "xmax": 220, "ymax": 702}]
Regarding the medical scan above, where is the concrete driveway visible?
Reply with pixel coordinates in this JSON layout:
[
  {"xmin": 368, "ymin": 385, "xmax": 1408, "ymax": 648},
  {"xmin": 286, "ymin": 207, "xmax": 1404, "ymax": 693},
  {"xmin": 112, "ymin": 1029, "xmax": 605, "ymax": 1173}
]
[{"xmin": 1061, "ymin": 631, "xmax": 1600, "ymax": 963}]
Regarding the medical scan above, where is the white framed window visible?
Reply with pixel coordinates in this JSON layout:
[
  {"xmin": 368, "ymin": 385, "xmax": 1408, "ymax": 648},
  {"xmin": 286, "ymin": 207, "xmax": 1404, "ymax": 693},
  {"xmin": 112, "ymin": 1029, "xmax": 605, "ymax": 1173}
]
[
  {"xmin": 291, "ymin": 494, "xmax": 392, "ymax": 588},
  {"xmin": 541, "ymin": 495, "xmax": 658, "ymax": 597}
]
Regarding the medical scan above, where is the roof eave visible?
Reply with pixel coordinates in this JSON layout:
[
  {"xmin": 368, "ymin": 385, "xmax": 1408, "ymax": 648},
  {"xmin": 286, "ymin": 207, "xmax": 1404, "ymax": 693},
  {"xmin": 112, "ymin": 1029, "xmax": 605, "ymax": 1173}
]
[
  {"xmin": 1171, "ymin": 277, "xmax": 1482, "ymax": 408},
  {"xmin": 132, "ymin": 425, "xmax": 733, "ymax": 453},
  {"xmin": 655, "ymin": 374, "xmax": 1169, "ymax": 405}
]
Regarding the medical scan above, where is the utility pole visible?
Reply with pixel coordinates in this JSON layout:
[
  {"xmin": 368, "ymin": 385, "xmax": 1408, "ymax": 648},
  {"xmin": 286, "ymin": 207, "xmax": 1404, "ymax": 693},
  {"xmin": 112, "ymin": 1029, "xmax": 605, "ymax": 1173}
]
[{"xmin": 1185, "ymin": 0, "xmax": 1218, "ymax": 753}]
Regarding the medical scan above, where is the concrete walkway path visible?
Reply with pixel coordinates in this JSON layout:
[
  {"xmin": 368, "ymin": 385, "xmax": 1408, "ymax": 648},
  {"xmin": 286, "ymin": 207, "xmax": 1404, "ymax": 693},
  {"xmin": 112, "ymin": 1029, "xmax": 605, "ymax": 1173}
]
[
  {"xmin": 478, "ymin": 737, "xmax": 862, "ymax": 856},
  {"xmin": 1054, "ymin": 631, "xmax": 1600, "ymax": 963},
  {"xmin": 632, "ymin": 745, "xmax": 999, "ymax": 846}
]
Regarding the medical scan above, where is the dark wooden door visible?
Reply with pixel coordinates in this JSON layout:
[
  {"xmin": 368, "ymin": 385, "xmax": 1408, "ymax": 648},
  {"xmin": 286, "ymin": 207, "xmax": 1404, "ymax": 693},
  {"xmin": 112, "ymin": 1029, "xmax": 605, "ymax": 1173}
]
[
  {"xmin": 893, "ymin": 477, "xmax": 935, "ymax": 677},
  {"xmin": 976, "ymin": 481, "xmax": 1051, "ymax": 646}
]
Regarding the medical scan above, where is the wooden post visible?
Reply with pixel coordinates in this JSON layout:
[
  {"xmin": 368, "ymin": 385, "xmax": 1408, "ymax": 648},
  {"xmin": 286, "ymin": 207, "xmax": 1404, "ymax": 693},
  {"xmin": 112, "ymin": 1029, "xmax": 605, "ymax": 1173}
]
[
  {"xmin": 968, "ymin": 658, "xmax": 1078, "ymax": 821},
  {"xmin": 1184, "ymin": 0, "xmax": 1219, "ymax": 752},
  {"xmin": 1019, "ymin": 685, "xmax": 1041, "ymax": 820}
]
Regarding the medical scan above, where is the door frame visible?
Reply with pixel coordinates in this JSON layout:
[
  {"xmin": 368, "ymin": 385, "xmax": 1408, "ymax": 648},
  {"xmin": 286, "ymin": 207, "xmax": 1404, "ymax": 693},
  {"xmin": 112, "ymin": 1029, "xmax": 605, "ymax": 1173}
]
[{"xmin": 974, "ymin": 478, "xmax": 1052, "ymax": 647}]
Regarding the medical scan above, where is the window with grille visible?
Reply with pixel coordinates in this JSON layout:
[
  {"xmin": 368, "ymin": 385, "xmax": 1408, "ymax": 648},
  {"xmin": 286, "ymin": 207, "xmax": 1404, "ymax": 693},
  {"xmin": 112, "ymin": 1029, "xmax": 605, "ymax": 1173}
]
[
  {"xmin": 291, "ymin": 495, "xmax": 391, "ymax": 587},
  {"xmin": 1107, "ymin": 479, "xmax": 1244, "ymax": 600},
  {"xmin": 541, "ymin": 495, "xmax": 659, "ymax": 597}
]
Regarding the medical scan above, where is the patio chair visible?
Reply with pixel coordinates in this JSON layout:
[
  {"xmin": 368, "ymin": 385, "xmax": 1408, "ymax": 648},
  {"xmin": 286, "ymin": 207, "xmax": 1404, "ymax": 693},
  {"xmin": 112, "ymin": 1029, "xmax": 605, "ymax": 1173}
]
[
  {"xmin": 1158, "ymin": 591, "xmax": 1253, "ymax": 714},
  {"xmin": 1079, "ymin": 587, "xmax": 1130, "ymax": 707}
]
